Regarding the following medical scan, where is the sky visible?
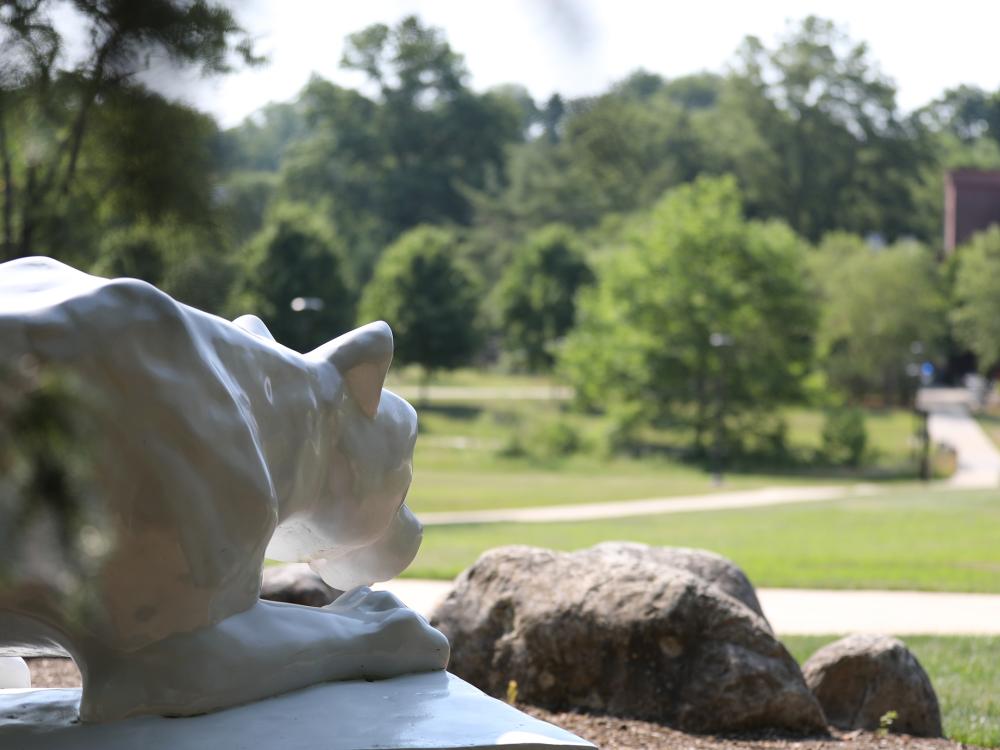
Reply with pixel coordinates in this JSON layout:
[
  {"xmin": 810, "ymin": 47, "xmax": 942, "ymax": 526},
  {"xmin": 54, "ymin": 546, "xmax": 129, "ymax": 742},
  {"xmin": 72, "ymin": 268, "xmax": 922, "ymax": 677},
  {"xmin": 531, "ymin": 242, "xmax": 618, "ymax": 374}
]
[{"xmin": 153, "ymin": 0, "xmax": 1000, "ymax": 128}]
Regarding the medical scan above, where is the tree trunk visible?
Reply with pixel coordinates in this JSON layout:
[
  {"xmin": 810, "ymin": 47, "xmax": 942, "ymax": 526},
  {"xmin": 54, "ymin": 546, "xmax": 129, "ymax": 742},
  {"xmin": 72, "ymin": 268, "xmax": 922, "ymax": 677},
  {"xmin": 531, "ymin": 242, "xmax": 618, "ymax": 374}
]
[{"xmin": 0, "ymin": 110, "xmax": 13, "ymax": 261}]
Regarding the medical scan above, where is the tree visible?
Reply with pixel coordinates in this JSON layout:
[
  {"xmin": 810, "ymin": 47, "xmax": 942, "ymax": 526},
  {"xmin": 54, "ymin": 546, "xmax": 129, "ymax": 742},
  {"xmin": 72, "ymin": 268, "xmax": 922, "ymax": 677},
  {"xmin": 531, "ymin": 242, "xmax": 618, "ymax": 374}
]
[
  {"xmin": 91, "ymin": 220, "xmax": 235, "ymax": 314},
  {"xmin": 497, "ymin": 224, "xmax": 592, "ymax": 371},
  {"xmin": 237, "ymin": 204, "xmax": 355, "ymax": 352},
  {"xmin": 812, "ymin": 233, "xmax": 946, "ymax": 403},
  {"xmin": 278, "ymin": 16, "xmax": 522, "ymax": 281},
  {"xmin": 951, "ymin": 226, "xmax": 1000, "ymax": 374},
  {"xmin": 561, "ymin": 177, "xmax": 815, "ymax": 451},
  {"xmin": 0, "ymin": 0, "xmax": 257, "ymax": 259},
  {"xmin": 705, "ymin": 17, "xmax": 928, "ymax": 241},
  {"xmin": 0, "ymin": 360, "xmax": 105, "ymax": 596},
  {"xmin": 358, "ymin": 226, "xmax": 480, "ymax": 377},
  {"xmin": 916, "ymin": 85, "xmax": 1000, "ymax": 146}
]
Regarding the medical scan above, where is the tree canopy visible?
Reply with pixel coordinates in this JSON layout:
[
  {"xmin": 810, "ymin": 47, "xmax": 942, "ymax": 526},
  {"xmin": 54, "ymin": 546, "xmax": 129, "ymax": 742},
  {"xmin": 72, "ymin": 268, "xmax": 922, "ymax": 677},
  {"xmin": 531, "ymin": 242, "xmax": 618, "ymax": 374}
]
[
  {"xmin": 237, "ymin": 204, "xmax": 355, "ymax": 352},
  {"xmin": 811, "ymin": 233, "xmax": 946, "ymax": 404},
  {"xmin": 951, "ymin": 227, "xmax": 1000, "ymax": 374},
  {"xmin": 0, "ymin": 0, "xmax": 257, "ymax": 260},
  {"xmin": 561, "ymin": 177, "xmax": 815, "ymax": 450},
  {"xmin": 358, "ymin": 225, "xmax": 480, "ymax": 374},
  {"xmin": 497, "ymin": 224, "xmax": 593, "ymax": 371}
]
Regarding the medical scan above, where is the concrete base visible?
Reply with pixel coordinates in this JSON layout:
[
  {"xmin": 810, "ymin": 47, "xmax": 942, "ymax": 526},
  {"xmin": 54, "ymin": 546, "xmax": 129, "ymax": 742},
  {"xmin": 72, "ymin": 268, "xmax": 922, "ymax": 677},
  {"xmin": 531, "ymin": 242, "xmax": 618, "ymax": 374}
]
[{"xmin": 0, "ymin": 671, "xmax": 593, "ymax": 749}]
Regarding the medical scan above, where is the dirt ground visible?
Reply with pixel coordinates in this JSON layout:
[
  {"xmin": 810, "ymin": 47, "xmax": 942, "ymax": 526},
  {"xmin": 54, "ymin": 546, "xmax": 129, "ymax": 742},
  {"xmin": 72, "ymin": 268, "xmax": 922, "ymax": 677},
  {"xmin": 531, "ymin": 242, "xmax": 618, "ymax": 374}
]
[
  {"xmin": 25, "ymin": 659, "xmax": 982, "ymax": 750},
  {"xmin": 521, "ymin": 706, "xmax": 983, "ymax": 750}
]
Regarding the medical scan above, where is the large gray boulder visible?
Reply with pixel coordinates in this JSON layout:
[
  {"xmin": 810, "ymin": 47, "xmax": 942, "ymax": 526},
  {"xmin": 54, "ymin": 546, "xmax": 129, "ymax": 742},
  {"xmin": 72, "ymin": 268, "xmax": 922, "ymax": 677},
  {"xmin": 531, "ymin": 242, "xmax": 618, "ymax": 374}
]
[
  {"xmin": 260, "ymin": 563, "xmax": 341, "ymax": 607},
  {"xmin": 803, "ymin": 634, "xmax": 942, "ymax": 737},
  {"xmin": 431, "ymin": 544, "xmax": 825, "ymax": 734}
]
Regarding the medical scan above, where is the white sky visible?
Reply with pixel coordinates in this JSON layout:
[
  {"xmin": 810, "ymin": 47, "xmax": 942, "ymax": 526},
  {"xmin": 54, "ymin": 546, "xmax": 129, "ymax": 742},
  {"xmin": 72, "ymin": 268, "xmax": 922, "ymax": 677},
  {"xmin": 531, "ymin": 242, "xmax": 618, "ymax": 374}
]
[{"xmin": 161, "ymin": 0, "xmax": 1000, "ymax": 128}]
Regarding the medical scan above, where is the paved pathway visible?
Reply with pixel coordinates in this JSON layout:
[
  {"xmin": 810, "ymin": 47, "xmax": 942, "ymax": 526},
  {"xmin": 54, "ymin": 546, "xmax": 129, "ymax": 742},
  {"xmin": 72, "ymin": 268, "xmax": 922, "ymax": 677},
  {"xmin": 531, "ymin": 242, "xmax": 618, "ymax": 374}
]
[
  {"xmin": 390, "ymin": 385, "xmax": 573, "ymax": 401},
  {"xmin": 920, "ymin": 387, "xmax": 1000, "ymax": 488},
  {"xmin": 375, "ymin": 579, "xmax": 1000, "ymax": 636},
  {"xmin": 419, "ymin": 484, "xmax": 879, "ymax": 526}
]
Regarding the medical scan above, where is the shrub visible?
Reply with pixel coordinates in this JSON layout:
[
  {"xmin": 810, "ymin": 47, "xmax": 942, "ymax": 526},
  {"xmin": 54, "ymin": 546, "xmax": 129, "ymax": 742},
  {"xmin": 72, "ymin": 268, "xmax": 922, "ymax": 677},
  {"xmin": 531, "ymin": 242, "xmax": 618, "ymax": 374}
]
[
  {"xmin": 531, "ymin": 419, "xmax": 582, "ymax": 458},
  {"xmin": 821, "ymin": 408, "xmax": 868, "ymax": 466}
]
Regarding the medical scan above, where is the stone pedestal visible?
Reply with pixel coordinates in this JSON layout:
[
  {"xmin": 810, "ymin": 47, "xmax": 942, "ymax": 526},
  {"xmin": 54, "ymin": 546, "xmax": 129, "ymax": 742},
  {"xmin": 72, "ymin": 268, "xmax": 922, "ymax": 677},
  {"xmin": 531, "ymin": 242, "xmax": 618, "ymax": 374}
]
[{"xmin": 0, "ymin": 671, "xmax": 594, "ymax": 749}]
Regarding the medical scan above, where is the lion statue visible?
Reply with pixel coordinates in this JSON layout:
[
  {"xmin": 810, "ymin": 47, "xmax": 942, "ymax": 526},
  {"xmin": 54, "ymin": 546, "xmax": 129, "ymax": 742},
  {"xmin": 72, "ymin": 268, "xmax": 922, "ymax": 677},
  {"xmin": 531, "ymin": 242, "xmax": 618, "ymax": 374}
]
[{"xmin": 0, "ymin": 257, "xmax": 448, "ymax": 722}]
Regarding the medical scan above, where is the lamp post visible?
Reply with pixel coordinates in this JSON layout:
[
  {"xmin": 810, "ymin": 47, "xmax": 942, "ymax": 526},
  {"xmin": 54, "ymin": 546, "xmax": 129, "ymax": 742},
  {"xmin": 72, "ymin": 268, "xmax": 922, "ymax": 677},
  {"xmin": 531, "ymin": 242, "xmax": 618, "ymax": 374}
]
[
  {"xmin": 290, "ymin": 297, "xmax": 324, "ymax": 313},
  {"xmin": 710, "ymin": 332, "xmax": 733, "ymax": 486},
  {"xmin": 290, "ymin": 297, "xmax": 325, "ymax": 352},
  {"xmin": 908, "ymin": 340, "xmax": 930, "ymax": 482}
]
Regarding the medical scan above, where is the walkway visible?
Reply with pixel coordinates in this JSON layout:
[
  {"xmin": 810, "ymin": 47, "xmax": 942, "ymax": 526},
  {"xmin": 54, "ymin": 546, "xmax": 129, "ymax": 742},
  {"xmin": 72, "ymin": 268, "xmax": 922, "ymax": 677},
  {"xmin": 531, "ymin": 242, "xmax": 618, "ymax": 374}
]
[
  {"xmin": 390, "ymin": 385, "xmax": 573, "ymax": 401},
  {"xmin": 419, "ymin": 484, "xmax": 877, "ymax": 526},
  {"xmin": 375, "ymin": 579, "xmax": 1000, "ymax": 636},
  {"xmin": 920, "ymin": 387, "xmax": 1000, "ymax": 488}
]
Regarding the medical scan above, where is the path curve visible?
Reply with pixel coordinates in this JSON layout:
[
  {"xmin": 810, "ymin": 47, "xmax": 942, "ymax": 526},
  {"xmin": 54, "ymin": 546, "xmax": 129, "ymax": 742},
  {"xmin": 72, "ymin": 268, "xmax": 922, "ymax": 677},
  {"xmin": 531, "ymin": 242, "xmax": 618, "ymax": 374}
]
[{"xmin": 920, "ymin": 387, "xmax": 1000, "ymax": 488}]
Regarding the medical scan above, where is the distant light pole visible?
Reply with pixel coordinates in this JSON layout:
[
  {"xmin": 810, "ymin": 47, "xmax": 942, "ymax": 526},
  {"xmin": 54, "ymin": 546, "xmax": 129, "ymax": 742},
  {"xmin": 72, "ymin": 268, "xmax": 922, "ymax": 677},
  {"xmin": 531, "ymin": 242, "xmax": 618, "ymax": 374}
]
[
  {"xmin": 290, "ymin": 297, "xmax": 324, "ymax": 312},
  {"xmin": 710, "ymin": 332, "xmax": 733, "ymax": 485},
  {"xmin": 908, "ymin": 340, "xmax": 930, "ymax": 481},
  {"xmin": 290, "ymin": 297, "xmax": 325, "ymax": 351}
]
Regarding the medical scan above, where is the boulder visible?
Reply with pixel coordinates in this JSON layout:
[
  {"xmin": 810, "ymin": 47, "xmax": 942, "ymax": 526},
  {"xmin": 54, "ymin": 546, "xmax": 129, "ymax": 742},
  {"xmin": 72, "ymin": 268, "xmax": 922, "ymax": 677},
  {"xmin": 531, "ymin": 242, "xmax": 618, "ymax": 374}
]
[
  {"xmin": 431, "ymin": 544, "xmax": 825, "ymax": 734},
  {"xmin": 802, "ymin": 634, "xmax": 942, "ymax": 737},
  {"xmin": 260, "ymin": 563, "xmax": 341, "ymax": 607}
]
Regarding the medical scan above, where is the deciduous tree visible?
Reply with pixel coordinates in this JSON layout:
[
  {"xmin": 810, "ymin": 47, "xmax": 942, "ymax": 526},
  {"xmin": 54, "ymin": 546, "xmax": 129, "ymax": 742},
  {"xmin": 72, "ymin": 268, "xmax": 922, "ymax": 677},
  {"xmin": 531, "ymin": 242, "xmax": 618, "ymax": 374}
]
[
  {"xmin": 561, "ymin": 177, "xmax": 815, "ymax": 451},
  {"xmin": 951, "ymin": 226, "xmax": 1000, "ymax": 374},
  {"xmin": 358, "ymin": 226, "xmax": 480, "ymax": 378},
  {"xmin": 497, "ymin": 224, "xmax": 592, "ymax": 371}
]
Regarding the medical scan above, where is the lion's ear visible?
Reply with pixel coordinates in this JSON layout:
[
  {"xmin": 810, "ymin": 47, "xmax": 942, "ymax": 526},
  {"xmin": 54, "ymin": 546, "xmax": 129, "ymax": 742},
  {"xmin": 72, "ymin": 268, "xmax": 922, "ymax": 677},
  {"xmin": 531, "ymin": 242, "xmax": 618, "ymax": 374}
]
[
  {"xmin": 233, "ymin": 314, "xmax": 275, "ymax": 341},
  {"xmin": 308, "ymin": 321, "xmax": 393, "ymax": 419}
]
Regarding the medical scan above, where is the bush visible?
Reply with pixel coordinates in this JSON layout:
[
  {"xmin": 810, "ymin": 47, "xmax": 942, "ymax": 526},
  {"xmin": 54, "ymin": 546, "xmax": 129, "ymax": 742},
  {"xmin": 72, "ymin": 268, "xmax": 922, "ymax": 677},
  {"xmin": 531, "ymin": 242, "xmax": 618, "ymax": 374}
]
[
  {"xmin": 737, "ymin": 413, "xmax": 789, "ymax": 462},
  {"xmin": 821, "ymin": 408, "xmax": 868, "ymax": 466},
  {"xmin": 531, "ymin": 419, "xmax": 582, "ymax": 458},
  {"xmin": 496, "ymin": 416, "xmax": 584, "ymax": 461},
  {"xmin": 931, "ymin": 442, "xmax": 958, "ymax": 480}
]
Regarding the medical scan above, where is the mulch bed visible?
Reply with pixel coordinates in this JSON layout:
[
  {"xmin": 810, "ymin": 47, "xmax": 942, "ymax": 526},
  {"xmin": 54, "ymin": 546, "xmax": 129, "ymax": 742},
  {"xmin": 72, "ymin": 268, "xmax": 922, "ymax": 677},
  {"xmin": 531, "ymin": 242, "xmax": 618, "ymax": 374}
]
[
  {"xmin": 25, "ymin": 659, "xmax": 981, "ymax": 750},
  {"xmin": 520, "ymin": 706, "xmax": 982, "ymax": 750}
]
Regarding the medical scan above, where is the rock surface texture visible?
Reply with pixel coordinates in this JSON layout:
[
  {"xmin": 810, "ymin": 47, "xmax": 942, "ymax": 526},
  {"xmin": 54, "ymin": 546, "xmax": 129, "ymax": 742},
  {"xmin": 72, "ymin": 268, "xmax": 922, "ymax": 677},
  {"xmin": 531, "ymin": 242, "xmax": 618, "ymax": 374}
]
[
  {"xmin": 432, "ymin": 544, "xmax": 825, "ymax": 734},
  {"xmin": 587, "ymin": 542, "xmax": 768, "ymax": 620},
  {"xmin": 802, "ymin": 634, "xmax": 943, "ymax": 737},
  {"xmin": 260, "ymin": 564, "xmax": 341, "ymax": 607}
]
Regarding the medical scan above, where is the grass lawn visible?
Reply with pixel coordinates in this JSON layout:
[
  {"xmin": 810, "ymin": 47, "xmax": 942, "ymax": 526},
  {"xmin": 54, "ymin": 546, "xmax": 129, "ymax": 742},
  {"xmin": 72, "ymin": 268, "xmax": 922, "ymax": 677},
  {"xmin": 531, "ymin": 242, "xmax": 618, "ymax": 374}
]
[
  {"xmin": 406, "ymin": 488, "xmax": 1000, "ymax": 593},
  {"xmin": 403, "ymin": 396, "xmax": 923, "ymax": 514},
  {"xmin": 976, "ymin": 414, "xmax": 1000, "ymax": 451},
  {"xmin": 407, "ymin": 446, "xmax": 838, "ymax": 513},
  {"xmin": 783, "ymin": 635, "xmax": 1000, "ymax": 747}
]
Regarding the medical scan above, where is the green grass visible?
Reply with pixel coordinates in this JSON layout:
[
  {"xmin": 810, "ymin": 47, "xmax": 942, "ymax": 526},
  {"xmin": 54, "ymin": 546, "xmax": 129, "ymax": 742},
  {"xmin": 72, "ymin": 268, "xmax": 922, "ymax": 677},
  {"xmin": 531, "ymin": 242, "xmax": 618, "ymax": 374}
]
[
  {"xmin": 785, "ymin": 406, "xmax": 919, "ymax": 469},
  {"xmin": 407, "ymin": 446, "xmax": 828, "ymax": 513},
  {"xmin": 784, "ymin": 635, "xmax": 1000, "ymax": 747},
  {"xmin": 406, "ymin": 488, "xmax": 1000, "ymax": 592},
  {"xmin": 402, "ymin": 397, "xmax": 923, "ymax": 514},
  {"xmin": 976, "ymin": 414, "xmax": 1000, "ymax": 451}
]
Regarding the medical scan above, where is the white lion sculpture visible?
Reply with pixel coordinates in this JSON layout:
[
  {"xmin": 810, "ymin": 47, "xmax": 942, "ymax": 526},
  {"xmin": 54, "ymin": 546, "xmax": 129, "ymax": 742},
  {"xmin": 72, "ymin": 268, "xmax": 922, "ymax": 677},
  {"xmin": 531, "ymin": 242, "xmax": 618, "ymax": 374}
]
[{"xmin": 0, "ymin": 257, "xmax": 448, "ymax": 722}]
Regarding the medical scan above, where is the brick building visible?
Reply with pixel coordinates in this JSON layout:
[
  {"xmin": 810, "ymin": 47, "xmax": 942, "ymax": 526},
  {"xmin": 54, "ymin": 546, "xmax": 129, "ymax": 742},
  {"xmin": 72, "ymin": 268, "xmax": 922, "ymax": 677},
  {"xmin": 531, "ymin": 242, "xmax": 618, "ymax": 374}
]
[{"xmin": 944, "ymin": 169, "xmax": 1000, "ymax": 254}]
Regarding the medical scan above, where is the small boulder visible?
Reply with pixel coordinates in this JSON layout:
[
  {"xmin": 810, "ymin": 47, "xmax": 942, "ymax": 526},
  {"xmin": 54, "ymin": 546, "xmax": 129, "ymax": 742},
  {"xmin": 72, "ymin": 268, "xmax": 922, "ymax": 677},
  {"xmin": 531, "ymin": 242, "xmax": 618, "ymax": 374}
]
[
  {"xmin": 260, "ymin": 563, "xmax": 341, "ymax": 607},
  {"xmin": 802, "ymin": 634, "xmax": 942, "ymax": 737},
  {"xmin": 432, "ymin": 544, "xmax": 825, "ymax": 734}
]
